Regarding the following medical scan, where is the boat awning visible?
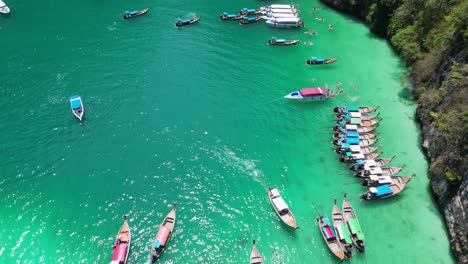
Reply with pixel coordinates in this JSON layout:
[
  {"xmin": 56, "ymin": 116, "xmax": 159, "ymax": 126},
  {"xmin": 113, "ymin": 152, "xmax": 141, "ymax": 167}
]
[
  {"xmin": 364, "ymin": 160, "xmax": 376, "ymax": 166},
  {"xmin": 154, "ymin": 226, "xmax": 171, "ymax": 247},
  {"xmin": 275, "ymin": 17, "xmax": 300, "ymax": 23},
  {"xmin": 337, "ymin": 225, "xmax": 352, "ymax": 244},
  {"xmin": 350, "ymin": 118, "xmax": 361, "ymax": 125},
  {"xmin": 322, "ymin": 217, "xmax": 331, "ymax": 226},
  {"xmin": 345, "ymin": 125, "xmax": 358, "ymax": 130},
  {"xmin": 352, "ymin": 153, "xmax": 365, "ymax": 159},
  {"xmin": 347, "ymin": 137, "xmax": 360, "ymax": 145},
  {"xmin": 371, "ymin": 185, "xmax": 392, "ymax": 196},
  {"xmin": 349, "ymin": 145, "xmax": 361, "ymax": 152},
  {"xmin": 341, "ymin": 143, "xmax": 350, "ymax": 149},
  {"xmin": 111, "ymin": 244, "xmax": 127, "ymax": 262},
  {"xmin": 70, "ymin": 97, "xmax": 81, "ymax": 109},
  {"xmin": 270, "ymin": 188, "xmax": 280, "ymax": 197},
  {"xmin": 347, "ymin": 106, "xmax": 359, "ymax": 111},
  {"xmin": 272, "ymin": 196, "xmax": 288, "ymax": 211},
  {"xmin": 299, "ymin": 88, "xmax": 325, "ymax": 96},
  {"xmin": 349, "ymin": 112, "xmax": 362, "ymax": 118},
  {"xmin": 367, "ymin": 167, "xmax": 382, "ymax": 174},
  {"xmin": 355, "ymin": 160, "xmax": 365, "ymax": 165},
  {"xmin": 347, "ymin": 218, "xmax": 365, "ymax": 240},
  {"xmin": 370, "ymin": 175, "xmax": 392, "ymax": 184}
]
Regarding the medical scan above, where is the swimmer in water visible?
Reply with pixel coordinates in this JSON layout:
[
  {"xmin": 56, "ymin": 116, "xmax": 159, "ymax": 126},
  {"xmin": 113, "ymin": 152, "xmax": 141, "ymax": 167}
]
[{"xmin": 329, "ymin": 24, "xmax": 334, "ymax": 30}]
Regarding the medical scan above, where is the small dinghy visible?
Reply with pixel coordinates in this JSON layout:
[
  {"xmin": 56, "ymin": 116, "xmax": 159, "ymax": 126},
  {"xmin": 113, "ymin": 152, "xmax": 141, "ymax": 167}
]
[
  {"xmin": 317, "ymin": 216, "xmax": 346, "ymax": 260},
  {"xmin": 268, "ymin": 38, "xmax": 301, "ymax": 46},
  {"xmin": 332, "ymin": 200, "xmax": 353, "ymax": 258},
  {"xmin": 354, "ymin": 165, "xmax": 405, "ymax": 178},
  {"xmin": 267, "ymin": 188, "xmax": 298, "ymax": 229},
  {"xmin": 0, "ymin": 0, "xmax": 10, "ymax": 14},
  {"xmin": 176, "ymin": 17, "xmax": 200, "ymax": 27},
  {"xmin": 340, "ymin": 152, "xmax": 383, "ymax": 163},
  {"xmin": 362, "ymin": 174, "xmax": 415, "ymax": 187},
  {"xmin": 334, "ymin": 105, "xmax": 380, "ymax": 114},
  {"xmin": 349, "ymin": 156, "xmax": 395, "ymax": 171},
  {"xmin": 360, "ymin": 178, "xmax": 413, "ymax": 201},
  {"xmin": 342, "ymin": 194, "xmax": 365, "ymax": 252},
  {"xmin": 69, "ymin": 95, "xmax": 84, "ymax": 121},
  {"xmin": 240, "ymin": 16, "xmax": 262, "ymax": 25},
  {"xmin": 307, "ymin": 57, "xmax": 337, "ymax": 65},
  {"xmin": 111, "ymin": 215, "xmax": 131, "ymax": 264},
  {"xmin": 151, "ymin": 203, "xmax": 177, "ymax": 263},
  {"xmin": 123, "ymin": 8, "xmax": 149, "ymax": 19},
  {"xmin": 220, "ymin": 12, "xmax": 245, "ymax": 20},
  {"xmin": 250, "ymin": 240, "xmax": 263, "ymax": 264}
]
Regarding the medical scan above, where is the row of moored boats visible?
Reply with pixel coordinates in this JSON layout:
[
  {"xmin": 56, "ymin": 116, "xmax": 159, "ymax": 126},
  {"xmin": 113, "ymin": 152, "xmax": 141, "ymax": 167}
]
[
  {"xmin": 331, "ymin": 105, "xmax": 415, "ymax": 201},
  {"xmin": 221, "ymin": 4, "xmax": 304, "ymax": 28}
]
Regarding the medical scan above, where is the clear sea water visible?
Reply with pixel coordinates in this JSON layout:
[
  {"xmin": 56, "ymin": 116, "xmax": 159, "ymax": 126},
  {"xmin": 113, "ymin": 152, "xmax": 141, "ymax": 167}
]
[{"xmin": 0, "ymin": 0, "xmax": 454, "ymax": 263}]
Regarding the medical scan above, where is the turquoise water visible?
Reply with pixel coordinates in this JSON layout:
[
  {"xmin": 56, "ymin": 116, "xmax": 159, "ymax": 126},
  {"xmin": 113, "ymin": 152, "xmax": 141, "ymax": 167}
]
[{"xmin": 0, "ymin": 0, "xmax": 454, "ymax": 263}]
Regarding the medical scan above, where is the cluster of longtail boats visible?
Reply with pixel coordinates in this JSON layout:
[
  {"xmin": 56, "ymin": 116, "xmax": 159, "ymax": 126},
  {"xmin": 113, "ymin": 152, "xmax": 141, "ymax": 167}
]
[
  {"xmin": 332, "ymin": 105, "xmax": 415, "ymax": 200},
  {"xmin": 220, "ymin": 4, "xmax": 304, "ymax": 28}
]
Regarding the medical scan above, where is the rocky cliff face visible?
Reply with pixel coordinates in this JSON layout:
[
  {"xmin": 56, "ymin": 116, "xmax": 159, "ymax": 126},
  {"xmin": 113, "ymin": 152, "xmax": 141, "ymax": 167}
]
[{"xmin": 320, "ymin": 0, "xmax": 467, "ymax": 262}]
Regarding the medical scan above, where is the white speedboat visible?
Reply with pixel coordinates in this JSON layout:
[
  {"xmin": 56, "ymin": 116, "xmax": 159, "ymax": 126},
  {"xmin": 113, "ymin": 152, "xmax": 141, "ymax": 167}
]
[
  {"xmin": 284, "ymin": 87, "xmax": 329, "ymax": 100},
  {"xmin": 0, "ymin": 0, "xmax": 10, "ymax": 14}
]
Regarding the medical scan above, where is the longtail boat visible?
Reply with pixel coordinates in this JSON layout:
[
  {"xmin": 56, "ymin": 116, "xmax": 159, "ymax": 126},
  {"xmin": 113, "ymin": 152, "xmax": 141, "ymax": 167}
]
[
  {"xmin": 333, "ymin": 124, "xmax": 377, "ymax": 133},
  {"xmin": 176, "ymin": 17, "xmax": 200, "ymax": 27},
  {"xmin": 267, "ymin": 188, "xmax": 298, "ymax": 229},
  {"xmin": 239, "ymin": 16, "xmax": 262, "ymax": 25},
  {"xmin": 354, "ymin": 165, "xmax": 405, "ymax": 178},
  {"xmin": 332, "ymin": 200, "xmax": 353, "ymax": 258},
  {"xmin": 268, "ymin": 38, "xmax": 301, "ymax": 46},
  {"xmin": 342, "ymin": 194, "xmax": 365, "ymax": 252},
  {"xmin": 69, "ymin": 95, "xmax": 84, "ymax": 121},
  {"xmin": 349, "ymin": 156, "xmax": 396, "ymax": 171},
  {"xmin": 317, "ymin": 216, "xmax": 346, "ymax": 260},
  {"xmin": 360, "ymin": 177, "xmax": 414, "ymax": 201},
  {"xmin": 333, "ymin": 131, "xmax": 378, "ymax": 141},
  {"xmin": 110, "ymin": 215, "xmax": 131, "ymax": 264},
  {"xmin": 250, "ymin": 240, "xmax": 263, "ymax": 264},
  {"xmin": 332, "ymin": 138, "xmax": 378, "ymax": 147},
  {"xmin": 335, "ymin": 118, "xmax": 382, "ymax": 127},
  {"xmin": 123, "ymin": 8, "xmax": 149, "ymax": 19},
  {"xmin": 151, "ymin": 203, "xmax": 177, "ymax": 263},
  {"xmin": 362, "ymin": 174, "xmax": 415, "ymax": 187},
  {"xmin": 220, "ymin": 12, "xmax": 246, "ymax": 20},
  {"xmin": 336, "ymin": 112, "xmax": 380, "ymax": 121},
  {"xmin": 307, "ymin": 57, "xmax": 337, "ymax": 65},
  {"xmin": 334, "ymin": 105, "xmax": 380, "ymax": 114},
  {"xmin": 240, "ymin": 7, "xmax": 266, "ymax": 15},
  {"xmin": 335, "ymin": 144, "xmax": 380, "ymax": 155},
  {"xmin": 340, "ymin": 152, "xmax": 383, "ymax": 162}
]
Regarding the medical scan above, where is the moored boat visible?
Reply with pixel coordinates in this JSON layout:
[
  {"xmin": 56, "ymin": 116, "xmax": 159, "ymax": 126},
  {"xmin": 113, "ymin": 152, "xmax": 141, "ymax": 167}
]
[
  {"xmin": 333, "ymin": 124, "xmax": 377, "ymax": 133},
  {"xmin": 340, "ymin": 152, "xmax": 383, "ymax": 162},
  {"xmin": 284, "ymin": 87, "xmax": 329, "ymax": 101},
  {"xmin": 307, "ymin": 57, "xmax": 337, "ymax": 65},
  {"xmin": 264, "ymin": 12, "xmax": 298, "ymax": 19},
  {"xmin": 360, "ymin": 178, "xmax": 413, "ymax": 201},
  {"xmin": 240, "ymin": 7, "xmax": 266, "ymax": 15},
  {"xmin": 335, "ymin": 144, "xmax": 380, "ymax": 155},
  {"xmin": 0, "ymin": 0, "xmax": 10, "ymax": 14},
  {"xmin": 267, "ymin": 188, "xmax": 298, "ymax": 229},
  {"xmin": 335, "ymin": 118, "xmax": 382, "ymax": 127},
  {"xmin": 342, "ymin": 194, "xmax": 365, "ymax": 252},
  {"xmin": 220, "ymin": 12, "xmax": 245, "ymax": 20},
  {"xmin": 69, "ymin": 95, "xmax": 84, "ymax": 122},
  {"xmin": 250, "ymin": 240, "xmax": 263, "ymax": 264},
  {"xmin": 354, "ymin": 165, "xmax": 405, "ymax": 178},
  {"xmin": 317, "ymin": 216, "xmax": 346, "ymax": 260},
  {"xmin": 267, "ymin": 8, "xmax": 298, "ymax": 14},
  {"xmin": 151, "ymin": 203, "xmax": 177, "ymax": 263},
  {"xmin": 240, "ymin": 16, "xmax": 262, "ymax": 25},
  {"xmin": 332, "ymin": 137, "xmax": 378, "ymax": 147},
  {"xmin": 334, "ymin": 105, "xmax": 380, "ymax": 114},
  {"xmin": 332, "ymin": 200, "xmax": 353, "ymax": 258},
  {"xmin": 362, "ymin": 174, "xmax": 415, "ymax": 187},
  {"xmin": 123, "ymin": 8, "xmax": 149, "ymax": 19},
  {"xmin": 266, "ymin": 17, "xmax": 304, "ymax": 28},
  {"xmin": 268, "ymin": 38, "xmax": 301, "ymax": 45},
  {"xmin": 333, "ymin": 131, "xmax": 378, "ymax": 140},
  {"xmin": 111, "ymin": 215, "xmax": 131, "ymax": 264},
  {"xmin": 349, "ymin": 156, "xmax": 396, "ymax": 171},
  {"xmin": 336, "ymin": 112, "xmax": 380, "ymax": 121},
  {"xmin": 267, "ymin": 4, "xmax": 297, "ymax": 9},
  {"xmin": 176, "ymin": 17, "xmax": 200, "ymax": 27}
]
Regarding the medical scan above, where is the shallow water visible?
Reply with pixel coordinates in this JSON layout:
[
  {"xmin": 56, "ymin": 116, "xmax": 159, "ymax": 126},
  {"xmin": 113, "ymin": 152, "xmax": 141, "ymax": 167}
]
[{"xmin": 0, "ymin": 0, "xmax": 454, "ymax": 263}]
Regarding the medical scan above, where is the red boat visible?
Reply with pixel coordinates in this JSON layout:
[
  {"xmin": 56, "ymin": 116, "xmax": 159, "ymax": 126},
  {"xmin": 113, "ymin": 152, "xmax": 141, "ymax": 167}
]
[{"xmin": 111, "ymin": 215, "xmax": 131, "ymax": 264}]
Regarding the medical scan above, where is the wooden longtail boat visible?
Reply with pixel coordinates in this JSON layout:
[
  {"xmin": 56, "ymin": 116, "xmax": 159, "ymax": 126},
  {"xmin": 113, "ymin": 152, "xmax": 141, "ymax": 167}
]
[
  {"xmin": 354, "ymin": 165, "xmax": 405, "ymax": 178},
  {"xmin": 240, "ymin": 8, "xmax": 266, "ymax": 15},
  {"xmin": 334, "ymin": 105, "xmax": 380, "ymax": 114},
  {"xmin": 332, "ymin": 138, "xmax": 378, "ymax": 147},
  {"xmin": 268, "ymin": 38, "xmax": 301, "ymax": 45},
  {"xmin": 151, "ymin": 203, "xmax": 177, "ymax": 263},
  {"xmin": 362, "ymin": 174, "xmax": 415, "ymax": 187},
  {"xmin": 176, "ymin": 17, "xmax": 200, "ymax": 27},
  {"xmin": 307, "ymin": 57, "xmax": 337, "ymax": 65},
  {"xmin": 250, "ymin": 240, "xmax": 263, "ymax": 264},
  {"xmin": 340, "ymin": 152, "xmax": 383, "ymax": 162},
  {"xmin": 267, "ymin": 188, "xmax": 298, "ymax": 229},
  {"xmin": 69, "ymin": 95, "xmax": 84, "ymax": 121},
  {"xmin": 333, "ymin": 124, "xmax": 377, "ymax": 133},
  {"xmin": 332, "ymin": 200, "xmax": 353, "ymax": 258},
  {"xmin": 349, "ymin": 156, "xmax": 396, "ymax": 171},
  {"xmin": 360, "ymin": 176, "xmax": 414, "ymax": 201},
  {"xmin": 220, "ymin": 12, "xmax": 246, "ymax": 20},
  {"xmin": 110, "ymin": 215, "xmax": 131, "ymax": 264},
  {"xmin": 239, "ymin": 16, "xmax": 262, "ymax": 25},
  {"xmin": 317, "ymin": 216, "xmax": 346, "ymax": 260},
  {"xmin": 335, "ymin": 144, "xmax": 380, "ymax": 155},
  {"xmin": 336, "ymin": 118, "xmax": 382, "ymax": 127},
  {"xmin": 333, "ymin": 132, "xmax": 378, "ymax": 141},
  {"xmin": 123, "ymin": 8, "xmax": 149, "ymax": 19},
  {"xmin": 336, "ymin": 112, "xmax": 380, "ymax": 121},
  {"xmin": 342, "ymin": 194, "xmax": 365, "ymax": 252}
]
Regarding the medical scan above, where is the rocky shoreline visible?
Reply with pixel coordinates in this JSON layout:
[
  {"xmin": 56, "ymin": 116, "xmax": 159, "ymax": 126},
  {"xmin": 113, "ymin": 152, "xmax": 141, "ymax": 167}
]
[{"xmin": 320, "ymin": 0, "xmax": 467, "ymax": 262}]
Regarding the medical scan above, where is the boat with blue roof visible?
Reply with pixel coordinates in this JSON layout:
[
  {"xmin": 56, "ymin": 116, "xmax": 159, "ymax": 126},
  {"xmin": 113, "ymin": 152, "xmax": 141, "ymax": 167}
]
[
  {"xmin": 239, "ymin": 16, "xmax": 262, "ymax": 25},
  {"xmin": 69, "ymin": 95, "xmax": 84, "ymax": 122},
  {"xmin": 332, "ymin": 137, "xmax": 378, "ymax": 147},
  {"xmin": 332, "ymin": 200, "xmax": 353, "ymax": 258},
  {"xmin": 335, "ymin": 144, "xmax": 380, "ymax": 155},
  {"xmin": 333, "ymin": 131, "xmax": 378, "ymax": 141},
  {"xmin": 123, "ymin": 8, "xmax": 149, "ymax": 19},
  {"xmin": 342, "ymin": 194, "xmax": 365, "ymax": 253},
  {"xmin": 317, "ymin": 216, "xmax": 346, "ymax": 260},
  {"xmin": 268, "ymin": 37, "xmax": 301, "ymax": 45},
  {"xmin": 219, "ymin": 12, "xmax": 246, "ymax": 20},
  {"xmin": 307, "ymin": 57, "xmax": 337, "ymax": 65},
  {"xmin": 240, "ymin": 7, "xmax": 266, "ymax": 15},
  {"xmin": 360, "ymin": 177, "xmax": 413, "ymax": 200},
  {"xmin": 340, "ymin": 152, "xmax": 383, "ymax": 163},
  {"xmin": 334, "ymin": 105, "xmax": 380, "ymax": 114},
  {"xmin": 176, "ymin": 17, "xmax": 200, "ymax": 27}
]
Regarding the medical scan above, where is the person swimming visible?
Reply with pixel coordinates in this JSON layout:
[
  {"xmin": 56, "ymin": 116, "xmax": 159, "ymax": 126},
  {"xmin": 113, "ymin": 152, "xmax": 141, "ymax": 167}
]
[{"xmin": 329, "ymin": 24, "xmax": 334, "ymax": 30}]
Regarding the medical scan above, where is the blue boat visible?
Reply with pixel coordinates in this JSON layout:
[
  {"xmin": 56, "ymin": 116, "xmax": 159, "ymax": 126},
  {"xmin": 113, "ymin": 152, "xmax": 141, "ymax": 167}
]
[
  {"xmin": 360, "ymin": 176, "xmax": 413, "ymax": 200},
  {"xmin": 307, "ymin": 56, "xmax": 337, "ymax": 65},
  {"xmin": 219, "ymin": 12, "xmax": 245, "ymax": 20},
  {"xmin": 239, "ymin": 16, "xmax": 262, "ymax": 25},
  {"xmin": 176, "ymin": 17, "xmax": 200, "ymax": 27},
  {"xmin": 69, "ymin": 95, "xmax": 84, "ymax": 121},
  {"xmin": 240, "ymin": 7, "xmax": 266, "ymax": 15},
  {"xmin": 123, "ymin": 8, "xmax": 149, "ymax": 19}
]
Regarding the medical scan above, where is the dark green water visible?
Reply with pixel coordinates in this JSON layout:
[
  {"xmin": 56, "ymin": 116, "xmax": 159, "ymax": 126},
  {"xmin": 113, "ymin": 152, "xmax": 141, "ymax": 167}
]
[{"xmin": 0, "ymin": 0, "xmax": 454, "ymax": 263}]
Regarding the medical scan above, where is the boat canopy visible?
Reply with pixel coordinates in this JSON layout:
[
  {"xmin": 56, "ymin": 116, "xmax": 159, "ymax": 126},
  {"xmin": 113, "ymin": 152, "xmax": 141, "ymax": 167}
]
[
  {"xmin": 349, "ymin": 145, "xmax": 361, "ymax": 152},
  {"xmin": 366, "ymin": 167, "xmax": 383, "ymax": 174},
  {"xmin": 266, "ymin": 13, "xmax": 297, "ymax": 18},
  {"xmin": 70, "ymin": 97, "xmax": 81, "ymax": 109},
  {"xmin": 227, "ymin": 14, "xmax": 235, "ymax": 17},
  {"xmin": 246, "ymin": 16, "xmax": 256, "ymax": 21},
  {"xmin": 269, "ymin": 4, "xmax": 295, "ymax": 9},
  {"xmin": 322, "ymin": 217, "xmax": 331, "ymax": 226},
  {"xmin": 310, "ymin": 56, "xmax": 324, "ymax": 62},
  {"xmin": 272, "ymin": 196, "xmax": 288, "ymax": 212},
  {"xmin": 364, "ymin": 160, "xmax": 377, "ymax": 166},
  {"xmin": 182, "ymin": 19, "xmax": 190, "ymax": 23},
  {"xmin": 345, "ymin": 125, "xmax": 358, "ymax": 130},
  {"xmin": 370, "ymin": 185, "xmax": 392, "ymax": 196},
  {"xmin": 154, "ymin": 226, "xmax": 171, "ymax": 247},
  {"xmin": 369, "ymin": 175, "xmax": 392, "ymax": 184},
  {"xmin": 337, "ymin": 225, "xmax": 353, "ymax": 244},
  {"xmin": 299, "ymin": 88, "xmax": 325, "ymax": 96},
  {"xmin": 352, "ymin": 153, "xmax": 365, "ymax": 159},
  {"xmin": 346, "ymin": 131, "xmax": 360, "ymax": 138},
  {"xmin": 270, "ymin": 188, "xmax": 280, "ymax": 197},
  {"xmin": 274, "ymin": 17, "xmax": 300, "ymax": 23},
  {"xmin": 346, "ymin": 137, "xmax": 360, "ymax": 145},
  {"xmin": 349, "ymin": 112, "xmax": 362, "ymax": 118},
  {"xmin": 347, "ymin": 218, "xmax": 365, "ymax": 240},
  {"xmin": 111, "ymin": 244, "xmax": 128, "ymax": 262},
  {"xmin": 347, "ymin": 106, "xmax": 360, "ymax": 111},
  {"xmin": 350, "ymin": 118, "xmax": 361, "ymax": 125}
]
